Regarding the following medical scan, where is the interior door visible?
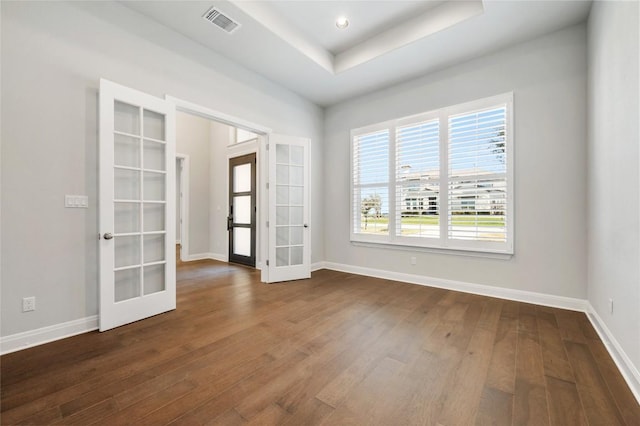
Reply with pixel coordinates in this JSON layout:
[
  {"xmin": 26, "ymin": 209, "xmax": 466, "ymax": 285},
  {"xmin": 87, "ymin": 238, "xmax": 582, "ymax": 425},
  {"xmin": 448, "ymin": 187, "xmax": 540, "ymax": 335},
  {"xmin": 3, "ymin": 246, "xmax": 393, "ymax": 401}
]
[
  {"xmin": 228, "ymin": 153, "xmax": 257, "ymax": 267},
  {"xmin": 267, "ymin": 134, "xmax": 310, "ymax": 282},
  {"xmin": 99, "ymin": 79, "xmax": 176, "ymax": 331}
]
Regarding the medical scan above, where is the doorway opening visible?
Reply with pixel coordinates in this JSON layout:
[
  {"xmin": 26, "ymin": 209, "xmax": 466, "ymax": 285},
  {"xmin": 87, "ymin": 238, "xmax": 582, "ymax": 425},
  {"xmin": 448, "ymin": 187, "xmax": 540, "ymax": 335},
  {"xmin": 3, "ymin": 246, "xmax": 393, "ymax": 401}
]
[{"xmin": 171, "ymin": 100, "xmax": 268, "ymax": 274}]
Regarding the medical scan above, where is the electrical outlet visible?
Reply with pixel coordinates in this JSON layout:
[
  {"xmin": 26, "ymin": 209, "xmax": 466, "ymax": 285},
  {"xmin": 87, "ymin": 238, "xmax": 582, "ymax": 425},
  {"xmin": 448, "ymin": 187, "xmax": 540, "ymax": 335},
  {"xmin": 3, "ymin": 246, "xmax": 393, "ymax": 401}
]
[
  {"xmin": 22, "ymin": 297, "xmax": 36, "ymax": 312},
  {"xmin": 410, "ymin": 256, "xmax": 417, "ymax": 265},
  {"xmin": 609, "ymin": 298, "xmax": 613, "ymax": 314}
]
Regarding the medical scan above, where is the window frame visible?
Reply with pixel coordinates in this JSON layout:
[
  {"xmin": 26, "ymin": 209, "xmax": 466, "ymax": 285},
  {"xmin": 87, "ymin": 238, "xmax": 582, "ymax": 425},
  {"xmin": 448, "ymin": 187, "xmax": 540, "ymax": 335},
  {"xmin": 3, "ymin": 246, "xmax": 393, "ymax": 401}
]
[{"xmin": 350, "ymin": 92, "xmax": 514, "ymax": 255}]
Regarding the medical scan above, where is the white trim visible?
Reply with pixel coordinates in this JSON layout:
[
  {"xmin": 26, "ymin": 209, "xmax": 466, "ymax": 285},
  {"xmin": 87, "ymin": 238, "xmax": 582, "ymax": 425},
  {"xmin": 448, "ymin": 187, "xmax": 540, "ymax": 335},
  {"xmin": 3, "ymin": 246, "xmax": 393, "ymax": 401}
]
[
  {"xmin": 184, "ymin": 252, "xmax": 229, "ymax": 262},
  {"xmin": 176, "ymin": 154, "xmax": 190, "ymax": 262},
  {"xmin": 1, "ymin": 316, "xmax": 98, "ymax": 355},
  {"xmin": 165, "ymin": 96, "xmax": 272, "ymax": 135},
  {"xmin": 585, "ymin": 304, "xmax": 640, "ymax": 404},
  {"xmin": 319, "ymin": 261, "xmax": 588, "ymax": 312}
]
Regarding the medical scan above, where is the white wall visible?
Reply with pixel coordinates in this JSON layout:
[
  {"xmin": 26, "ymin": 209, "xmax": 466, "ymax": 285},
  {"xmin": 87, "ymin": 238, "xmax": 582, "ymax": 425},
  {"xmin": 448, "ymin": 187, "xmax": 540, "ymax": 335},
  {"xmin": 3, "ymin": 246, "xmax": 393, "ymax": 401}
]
[
  {"xmin": 1, "ymin": 1, "xmax": 324, "ymax": 337},
  {"xmin": 324, "ymin": 24, "xmax": 588, "ymax": 299},
  {"xmin": 176, "ymin": 112, "xmax": 212, "ymax": 255},
  {"xmin": 209, "ymin": 122, "xmax": 234, "ymax": 259},
  {"xmin": 587, "ymin": 0, "xmax": 640, "ymax": 380}
]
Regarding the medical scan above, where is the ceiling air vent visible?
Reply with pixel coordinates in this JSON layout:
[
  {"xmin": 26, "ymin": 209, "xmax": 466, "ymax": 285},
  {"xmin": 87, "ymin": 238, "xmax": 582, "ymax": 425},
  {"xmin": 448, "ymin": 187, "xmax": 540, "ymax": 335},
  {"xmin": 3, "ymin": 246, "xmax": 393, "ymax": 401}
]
[{"xmin": 202, "ymin": 7, "xmax": 241, "ymax": 34}]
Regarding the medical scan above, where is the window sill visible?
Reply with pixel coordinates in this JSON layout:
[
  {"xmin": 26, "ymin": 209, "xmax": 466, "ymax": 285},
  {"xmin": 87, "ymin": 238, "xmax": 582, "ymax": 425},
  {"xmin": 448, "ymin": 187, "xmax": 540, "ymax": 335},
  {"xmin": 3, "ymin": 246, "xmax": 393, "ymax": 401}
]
[{"xmin": 350, "ymin": 240, "xmax": 514, "ymax": 260}]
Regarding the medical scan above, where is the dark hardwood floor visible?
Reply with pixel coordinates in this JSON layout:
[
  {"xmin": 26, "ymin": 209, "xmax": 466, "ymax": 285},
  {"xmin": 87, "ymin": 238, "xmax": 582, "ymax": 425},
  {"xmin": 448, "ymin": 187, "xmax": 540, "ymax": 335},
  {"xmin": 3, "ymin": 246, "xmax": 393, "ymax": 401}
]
[{"xmin": 1, "ymin": 259, "xmax": 639, "ymax": 425}]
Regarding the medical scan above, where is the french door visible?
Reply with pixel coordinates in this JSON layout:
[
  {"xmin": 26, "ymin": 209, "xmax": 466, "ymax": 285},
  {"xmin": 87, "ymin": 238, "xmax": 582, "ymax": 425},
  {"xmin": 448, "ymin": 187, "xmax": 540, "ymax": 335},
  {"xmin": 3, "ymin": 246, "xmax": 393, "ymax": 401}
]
[
  {"xmin": 267, "ymin": 134, "xmax": 311, "ymax": 282},
  {"xmin": 228, "ymin": 153, "xmax": 257, "ymax": 267},
  {"xmin": 99, "ymin": 79, "xmax": 176, "ymax": 331}
]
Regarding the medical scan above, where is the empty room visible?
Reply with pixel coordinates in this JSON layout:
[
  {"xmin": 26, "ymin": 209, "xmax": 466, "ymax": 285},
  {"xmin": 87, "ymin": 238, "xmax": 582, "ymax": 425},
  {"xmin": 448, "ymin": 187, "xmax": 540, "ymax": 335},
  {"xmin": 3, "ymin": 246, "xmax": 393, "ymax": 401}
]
[{"xmin": 1, "ymin": 0, "xmax": 639, "ymax": 425}]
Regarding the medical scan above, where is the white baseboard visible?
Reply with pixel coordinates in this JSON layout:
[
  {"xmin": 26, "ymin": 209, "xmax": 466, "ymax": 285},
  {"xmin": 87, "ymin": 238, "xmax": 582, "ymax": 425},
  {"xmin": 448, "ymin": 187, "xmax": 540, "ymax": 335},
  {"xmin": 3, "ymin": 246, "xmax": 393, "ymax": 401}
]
[
  {"xmin": 1, "ymin": 315, "xmax": 98, "ymax": 355},
  {"xmin": 585, "ymin": 304, "xmax": 640, "ymax": 403},
  {"xmin": 311, "ymin": 261, "xmax": 326, "ymax": 272},
  {"xmin": 321, "ymin": 261, "xmax": 588, "ymax": 312},
  {"xmin": 184, "ymin": 252, "xmax": 228, "ymax": 262}
]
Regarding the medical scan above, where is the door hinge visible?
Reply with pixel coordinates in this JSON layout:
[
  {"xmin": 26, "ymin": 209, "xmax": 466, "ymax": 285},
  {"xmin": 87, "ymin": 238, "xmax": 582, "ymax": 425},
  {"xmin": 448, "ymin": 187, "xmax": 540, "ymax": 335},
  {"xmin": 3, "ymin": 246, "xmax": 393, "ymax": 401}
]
[
  {"xmin": 266, "ymin": 221, "xmax": 269, "ymax": 228},
  {"xmin": 266, "ymin": 144, "xmax": 269, "ymax": 151},
  {"xmin": 266, "ymin": 182, "xmax": 269, "ymax": 189},
  {"xmin": 266, "ymin": 260, "xmax": 269, "ymax": 266}
]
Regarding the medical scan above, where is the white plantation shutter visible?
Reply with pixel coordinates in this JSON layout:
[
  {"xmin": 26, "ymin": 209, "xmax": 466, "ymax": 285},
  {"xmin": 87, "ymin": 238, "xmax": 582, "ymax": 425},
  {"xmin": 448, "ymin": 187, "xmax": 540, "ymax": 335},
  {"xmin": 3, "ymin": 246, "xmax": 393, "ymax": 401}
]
[
  {"xmin": 350, "ymin": 93, "xmax": 513, "ymax": 254},
  {"xmin": 448, "ymin": 106, "xmax": 508, "ymax": 243},
  {"xmin": 395, "ymin": 119, "xmax": 440, "ymax": 238},
  {"xmin": 352, "ymin": 129, "xmax": 390, "ymax": 236}
]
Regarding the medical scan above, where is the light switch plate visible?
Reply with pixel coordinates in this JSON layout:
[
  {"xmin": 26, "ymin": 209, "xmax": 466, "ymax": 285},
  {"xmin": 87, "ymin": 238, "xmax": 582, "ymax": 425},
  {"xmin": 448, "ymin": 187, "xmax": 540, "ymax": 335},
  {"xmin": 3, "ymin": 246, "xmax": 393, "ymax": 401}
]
[{"xmin": 65, "ymin": 195, "xmax": 88, "ymax": 208}]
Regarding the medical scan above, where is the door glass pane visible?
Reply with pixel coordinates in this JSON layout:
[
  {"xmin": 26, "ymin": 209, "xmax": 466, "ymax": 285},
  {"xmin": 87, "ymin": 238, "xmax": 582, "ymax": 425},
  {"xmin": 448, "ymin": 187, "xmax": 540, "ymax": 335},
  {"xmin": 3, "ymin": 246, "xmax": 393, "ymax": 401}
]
[
  {"xmin": 290, "ymin": 246, "xmax": 303, "ymax": 265},
  {"xmin": 276, "ymin": 144, "xmax": 289, "ymax": 163},
  {"xmin": 144, "ymin": 172, "xmax": 165, "ymax": 201},
  {"xmin": 276, "ymin": 247, "xmax": 289, "ymax": 266},
  {"xmin": 276, "ymin": 185, "xmax": 288, "ymax": 205},
  {"xmin": 276, "ymin": 165, "xmax": 289, "ymax": 185},
  {"xmin": 233, "ymin": 164, "xmax": 251, "ymax": 192},
  {"xmin": 291, "ymin": 146, "xmax": 304, "ymax": 166},
  {"xmin": 115, "ymin": 203, "xmax": 140, "ymax": 234},
  {"xmin": 115, "ymin": 267, "xmax": 141, "ymax": 302},
  {"xmin": 144, "ymin": 203, "xmax": 165, "ymax": 232},
  {"xmin": 143, "ymin": 140, "xmax": 165, "ymax": 171},
  {"xmin": 290, "ymin": 206, "xmax": 303, "ymax": 225},
  {"xmin": 144, "ymin": 234, "xmax": 165, "ymax": 263},
  {"xmin": 115, "ymin": 101, "xmax": 140, "ymax": 135},
  {"xmin": 115, "ymin": 235, "xmax": 141, "ymax": 268},
  {"xmin": 276, "ymin": 226, "xmax": 289, "ymax": 246},
  {"xmin": 290, "ymin": 186, "xmax": 303, "ymax": 205},
  {"xmin": 144, "ymin": 264, "xmax": 165, "ymax": 295},
  {"xmin": 276, "ymin": 206, "xmax": 288, "ymax": 225},
  {"xmin": 114, "ymin": 134, "xmax": 140, "ymax": 168},
  {"xmin": 115, "ymin": 169, "xmax": 140, "ymax": 200},
  {"xmin": 234, "ymin": 196, "xmax": 251, "ymax": 224},
  {"xmin": 233, "ymin": 228, "xmax": 251, "ymax": 256},
  {"xmin": 290, "ymin": 166, "xmax": 303, "ymax": 186},
  {"xmin": 290, "ymin": 226, "xmax": 303, "ymax": 245},
  {"xmin": 143, "ymin": 109, "xmax": 165, "ymax": 141}
]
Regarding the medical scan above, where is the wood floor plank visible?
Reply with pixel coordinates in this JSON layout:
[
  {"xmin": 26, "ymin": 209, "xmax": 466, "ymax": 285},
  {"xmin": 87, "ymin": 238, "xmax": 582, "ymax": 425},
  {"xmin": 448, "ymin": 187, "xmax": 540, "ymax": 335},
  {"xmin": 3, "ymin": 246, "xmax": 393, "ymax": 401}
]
[
  {"xmin": 545, "ymin": 376, "xmax": 588, "ymax": 426},
  {"xmin": 2, "ymin": 260, "xmax": 637, "ymax": 426},
  {"xmin": 434, "ymin": 300, "xmax": 502, "ymax": 425},
  {"xmin": 473, "ymin": 386, "xmax": 513, "ymax": 426},
  {"xmin": 564, "ymin": 341, "xmax": 626, "ymax": 425},
  {"xmin": 484, "ymin": 303, "xmax": 518, "ymax": 393},
  {"xmin": 536, "ymin": 310, "xmax": 576, "ymax": 382},
  {"xmin": 587, "ymin": 338, "xmax": 640, "ymax": 425},
  {"xmin": 513, "ymin": 303, "xmax": 550, "ymax": 426}
]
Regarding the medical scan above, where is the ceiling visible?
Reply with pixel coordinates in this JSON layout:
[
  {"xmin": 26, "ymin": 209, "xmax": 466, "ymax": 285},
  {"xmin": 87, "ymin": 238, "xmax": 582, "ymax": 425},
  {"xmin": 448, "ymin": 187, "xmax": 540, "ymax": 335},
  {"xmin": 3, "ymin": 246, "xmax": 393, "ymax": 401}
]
[{"xmin": 122, "ymin": 1, "xmax": 592, "ymax": 107}]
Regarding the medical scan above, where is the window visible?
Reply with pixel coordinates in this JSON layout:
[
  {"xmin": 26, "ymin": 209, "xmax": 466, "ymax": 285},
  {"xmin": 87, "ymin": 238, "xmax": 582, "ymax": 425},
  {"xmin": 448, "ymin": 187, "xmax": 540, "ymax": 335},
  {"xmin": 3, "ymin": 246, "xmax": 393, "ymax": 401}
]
[{"xmin": 351, "ymin": 93, "xmax": 513, "ymax": 254}]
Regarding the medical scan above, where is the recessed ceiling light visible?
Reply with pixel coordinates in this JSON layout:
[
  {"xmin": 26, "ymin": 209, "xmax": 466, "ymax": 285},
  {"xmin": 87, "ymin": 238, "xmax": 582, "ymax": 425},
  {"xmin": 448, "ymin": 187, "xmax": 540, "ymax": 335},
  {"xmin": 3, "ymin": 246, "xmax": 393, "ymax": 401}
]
[{"xmin": 335, "ymin": 16, "xmax": 349, "ymax": 30}]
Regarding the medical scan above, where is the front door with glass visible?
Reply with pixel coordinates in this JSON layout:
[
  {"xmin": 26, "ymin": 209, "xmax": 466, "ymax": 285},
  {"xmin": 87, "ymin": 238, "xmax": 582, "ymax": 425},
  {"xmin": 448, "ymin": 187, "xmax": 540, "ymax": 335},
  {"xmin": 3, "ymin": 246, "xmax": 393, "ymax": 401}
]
[{"xmin": 228, "ymin": 153, "xmax": 257, "ymax": 267}]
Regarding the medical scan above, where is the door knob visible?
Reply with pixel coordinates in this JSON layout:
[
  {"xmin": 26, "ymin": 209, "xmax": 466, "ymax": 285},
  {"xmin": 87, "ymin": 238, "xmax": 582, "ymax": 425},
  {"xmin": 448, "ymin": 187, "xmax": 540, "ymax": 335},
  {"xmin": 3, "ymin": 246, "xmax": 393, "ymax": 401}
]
[
  {"xmin": 303, "ymin": 224, "xmax": 309, "ymax": 228},
  {"xmin": 103, "ymin": 232, "xmax": 114, "ymax": 240}
]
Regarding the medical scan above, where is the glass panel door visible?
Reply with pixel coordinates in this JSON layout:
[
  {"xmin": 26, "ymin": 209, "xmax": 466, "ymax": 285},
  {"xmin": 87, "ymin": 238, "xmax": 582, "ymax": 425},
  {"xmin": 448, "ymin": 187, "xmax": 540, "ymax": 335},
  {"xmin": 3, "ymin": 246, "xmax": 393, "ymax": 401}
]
[
  {"xmin": 228, "ymin": 153, "xmax": 256, "ymax": 267},
  {"xmin": 99, "ymin": 79, "xmax": 175, "ymax": 332},
  {"xmin": 267, "ymin": 134, "xmax": 310, "ymax": 283}
]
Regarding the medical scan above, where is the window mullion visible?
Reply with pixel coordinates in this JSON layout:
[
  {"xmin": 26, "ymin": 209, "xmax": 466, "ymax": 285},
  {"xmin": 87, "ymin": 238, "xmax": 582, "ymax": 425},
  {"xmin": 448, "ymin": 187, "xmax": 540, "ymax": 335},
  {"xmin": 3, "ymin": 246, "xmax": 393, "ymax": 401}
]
[
  {"xmin": 388, "ymin": 125, "xmax": 397, "ymax": 242},
  {"xmin": 439, "ymin": 111, "xmax": 449, "ymax": 246}
]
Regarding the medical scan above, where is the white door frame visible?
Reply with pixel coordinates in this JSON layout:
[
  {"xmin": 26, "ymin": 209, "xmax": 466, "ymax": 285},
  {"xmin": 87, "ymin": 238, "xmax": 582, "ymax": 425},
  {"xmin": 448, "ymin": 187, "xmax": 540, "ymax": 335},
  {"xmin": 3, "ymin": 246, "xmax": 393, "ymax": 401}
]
[
  {"xmin": 165, "ymin": 96, "xmax": 272, "ymax": 281},
  {"xmin": 176, "ymin": 154, "xmax": 190, "ymax": 262}
]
